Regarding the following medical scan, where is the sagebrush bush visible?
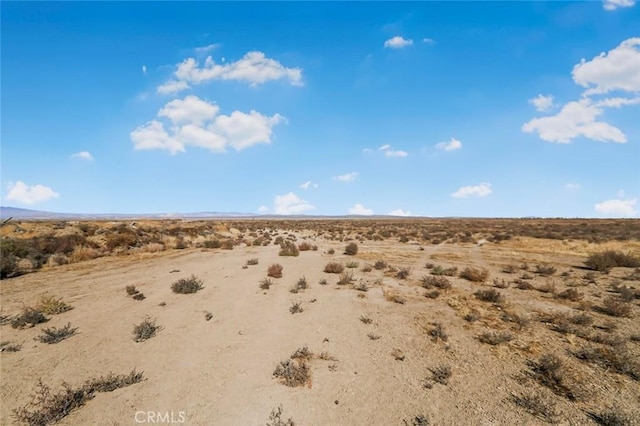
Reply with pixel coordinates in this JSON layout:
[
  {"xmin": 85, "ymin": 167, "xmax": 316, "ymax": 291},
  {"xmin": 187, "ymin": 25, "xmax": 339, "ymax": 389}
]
[
  {"xmin": 585, "ymin": 250, "xmax": 640, "ymax": 272},
  {"xmin": 279, "ymin": 242, "xmax": 299, "ymax": 257},
  {"xmin": 324, "ymin": 262, "xmax": 344, "ymax": 274},
  {"xmin": 344, "ymin": 242, "xmax": 358, "ymax": 256},
  {"xmin": 37, "ymin": 323, "xmax": 78, "ymax": 344},
  {"xmin": 133, "ymin": 317, "xmax": 160, "ymax": 342},
  {"xmin": 268, "ymin": 263, "xmax": 283, "ymax": 278},
  {"xmin": 11, "ymin": 307, "xmax": 47, "ymax": 329},
  {"xmin": 171, "ymin": 275, "xmax": 204, "ymax": 294},
  {"xmin": 474, "ymin": 289, "xmax": 505, "ymax": 304},
  {"xmin": 459, "ymin": 267, "xmax": 489, "ymax": 283}
]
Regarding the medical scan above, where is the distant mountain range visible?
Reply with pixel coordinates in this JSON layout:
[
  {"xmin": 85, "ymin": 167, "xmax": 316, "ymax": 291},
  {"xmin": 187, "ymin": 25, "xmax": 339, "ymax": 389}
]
[
  {"xmin": 0, "ymin": 206, "xmax": 256, "ymax": 220},
  {"xmin": 0, "ymin": 206, "xmax": 417, "ymax": 220}
]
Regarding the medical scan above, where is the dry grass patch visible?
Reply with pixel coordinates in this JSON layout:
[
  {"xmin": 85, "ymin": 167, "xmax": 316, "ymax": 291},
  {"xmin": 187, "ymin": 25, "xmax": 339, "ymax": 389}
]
[
  {"xmin": 460, "ymin": 267, "xmax": 490, "ymax": 283},
  {"xmin": 511, "ymin": 392, "xmax": 558, "ymax": 423},
  {"xmin": 383, "ymin": 288, "xmax": 406, "ymax": 304},
  {"xmin": 477, "ymin": 331, "xmax": 513, "ymax": 345}
]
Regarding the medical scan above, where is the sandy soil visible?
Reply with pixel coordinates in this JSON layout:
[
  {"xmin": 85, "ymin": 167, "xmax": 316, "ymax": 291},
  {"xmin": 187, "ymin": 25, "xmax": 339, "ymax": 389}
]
[{"xmin": 1, "ymin": 230, "xmax": 639, "ymax": 425}]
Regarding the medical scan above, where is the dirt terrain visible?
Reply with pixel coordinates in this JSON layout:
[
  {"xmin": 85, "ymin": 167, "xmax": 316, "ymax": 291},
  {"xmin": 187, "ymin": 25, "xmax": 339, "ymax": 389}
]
[{"xmin": 1, "ymin": 219, "xmax": 639, "ymax": 425}]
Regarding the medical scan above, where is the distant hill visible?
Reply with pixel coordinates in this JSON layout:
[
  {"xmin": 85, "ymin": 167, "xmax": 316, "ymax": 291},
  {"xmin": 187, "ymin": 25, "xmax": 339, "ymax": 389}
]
[{"xmin": 0, "ymin": 206, "xmax": 255, "ymax": 220}]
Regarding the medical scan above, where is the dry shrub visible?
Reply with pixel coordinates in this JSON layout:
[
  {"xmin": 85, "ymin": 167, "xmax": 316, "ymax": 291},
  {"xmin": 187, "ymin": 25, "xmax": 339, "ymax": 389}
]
[
  {"xmin": 11, "ymin": 307, "xmax": 47, "ymax": 329},
  {"xmin": 515, "ymin": 279, "xmax": 534, "ymax": 290},
  {"xmin": 14, "ymin": 370, "xmax": 143, "ymax": 425},
  {"xmin": 431, "ymin": 265, "xmax": 458, "ymax": 276},
  {"xmin": 279, "ymin": 242, "xmax": 299, "ymax": 257},
  {"xmin": 273, "ymin": 349, "xmax": 312, "ymax": 387},
  {"xmin": 420, "ymin": 275, "xmax": 452, "ymax": 291},
  {"xmin": 573, "ymin": 344, "xmax": 640, "ymax": 381},
  {"xmin": 337, "ymin": 271, "xmax": 354, "ymax": 285},
  {"xmin": 383, "ymin": 289, "xmax": 405, "ymax": 304},
  {"xmin": 0, "ymin": 341, "xmax": 22, "ymax": 352},
  {"xmin": 430, "ymin": 365, "xmax": 452, "ymax": 385},
  {"xmin": 268, "ymin": 264, "xmax": 283, "ymax": 278},
  {"xmin": 260, "ymin": 278, "xmax": 273, "ymax": 290},
  {"xmin": 585, "ymin": 251, "xmax": 640, "ymax": 272},
  {"xmin": 37, "ymin": 323, "xmax": 78, "ymax": 344},
  {"xmin": 396, "ymin": 268, "xmax": 411, "ymax": 280},
  {"xmin": 535, "ymin": 264, "xmax": 557, "ymax": 276},
  {"xmin": 133, "ymin": 317, "xmax": 160, "ymax": 342},
  {"xmin": 246, "ymin": 258, "xmax": 259, "ymax": 266},
  {"xmin": 344, "ymin": 242, "xmax": 358, "ymax": 255},
  {"xmin": 537, "ymin": 282, "xmax": 557, "ymax": 294},
  {"xmin": 297, "ymin": 242, "xmax": 312, "ymax": 251},
  {"xmin": 556, "ymin": 288, "xmax": 583, "ymax": 301},
  {"xmin": 324, "ymin": 262, "xmax": 344, "ymax": 274},
  {"xmin": 289, "ymin": 302, "xmax": 303, "ymax": 314},
  {"xmin": 36, "ymin": 296, "xmax": 73, "ymax": 315},
  {"xmin": 126, "ymin": 285, "xmax": 138, "ymax": 296},
  {"xmin": 171, "ymin": 275, "xmax": 204, "ymax": 294},
  {"xmin": 69, "ymin": 246, "xmax": 101, "ymax": 263},
  {"xmin": 511, "ymin": 392, "xmax": 558, "ymax": 422},
  {"xmin": 598, "ymin": 297, "xmax": 632, "ymax": 317},
  {"xmin": 477, "ymin": 331, "xmax": 513, "ymax": 345},
  {"xmin": 374, "ymin": 260, "xmax": 388, "ymax": 270},
  {"xmin": 474, "ymin": 289, "xmax": 505, "ymax": 304},
  {"xmin": 459, "ymin": 267, "xmax": 489, "ymax": 283},
  {"xmin": 429, "ymin": 323, "xmax": 448, "ymax": 342},
  {"xmin": 267, "ymin": 405, "xmax": 295, "ymax": 426},
  {"xmin": 528, "ymin": 354, "xmax": 581, "ymax": 400}
]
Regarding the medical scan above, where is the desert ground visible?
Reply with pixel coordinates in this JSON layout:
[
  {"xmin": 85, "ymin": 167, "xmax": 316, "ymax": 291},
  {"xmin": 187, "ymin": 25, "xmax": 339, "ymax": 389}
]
[{"xmin": 1, "ymin": 219, "xmax": 639, "ymax": 425}]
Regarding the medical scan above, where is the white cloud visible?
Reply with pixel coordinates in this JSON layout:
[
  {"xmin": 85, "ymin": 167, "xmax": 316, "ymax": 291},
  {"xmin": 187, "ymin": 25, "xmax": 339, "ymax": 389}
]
[
  {"xmin": 384, "ymin": 36, "xmax": 413, "ymax": 49},
  {"xmin": 273, "ymin": 192, "xmax": 316, "ymax": 215},
  {"xmin": 158, "ymin": 95, "xmax": 220, "ymax": 125},
  {"xmin": 565, "ymin": 183, "xmax": 581, "ymax": 190},
  {"xmin": 595, "ymin": 198, "xmax": 637, "ymax": 217},
  {"xmin": 131, "ymin": 96, "xmax": 284, "ymax": 154},
  {"xmin": 422, "ymin": 38, "xmax": 436, "ymax": 44},
  {"xmin": 158, "ymin": 51, "xmax": 303, "ymax": 94},
  {"xmin": 435, "ymin": 138, "xmax": 462, "ymax": 151},
  {"xmin": 603, "ymin": 0, "xmax": 636, "ymax": 11},
  {"xmin": 375, "ymin": 144, "xmax": 407, "ymax": 157},
  {"xmin": 348, "ymin": 203, "xmax": 374, "ymax": 215},
  {"xmin": 522, "ymin": 98, "xmax": 626, "ymax": 143},
  {"xmin": 300, "ymin": 181, "xmax": 318, "ymax": 190},
  {"xmin": 142, "ymin": 65, "xmax": 147, "ymax": 75},
  {"xmin": 71, "ymin": 151, "xmax": 93, "ymax": 161},
  {"xmin": 384, "ymin": 149, "xmax": 408, "ymax": 157},
  {"xmin": 6, "ymin": 181, "xmax": 59, "ymax": 205},
  {"xmin": 572, "ymin": 38, "xmax": 640, "ymax": 95},
  {"xmin": 157, "ymin": 80, "xmax": 190, "ymax": 95},
  {"xmin": 529, "ymin": 94, "xmax": 555, "ymax": 112},
  {"xmin": 362, "ymin": 148, "xmax": 373, "ymax": 154},
  {"xmin": 257, "ymin": 205, "xmax": 269, "ymax": 213},
  {"xmin": 388, "ymin": 209, "xmax": 412, "ymax": 216},
  {"xmin": 594, "ymin": 96, "xmax": 640, "ymax": 108},
  {"xmin": 333, "ymin": 172, "xmax": 358, "ymax": 182},
  {"xmin": 451, "ymin": 182, "xmax": 492, "ymax": 198},
  {"xmin": 194, "ymin": 43, "xmax": 219, "ymax": 54}
]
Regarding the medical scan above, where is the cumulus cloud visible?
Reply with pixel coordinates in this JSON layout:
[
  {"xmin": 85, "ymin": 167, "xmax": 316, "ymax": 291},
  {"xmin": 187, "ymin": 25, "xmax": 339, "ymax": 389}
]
[
  {"xmin": 348, "ymin": 203, "xmax": 374, "ymax": 215},
  {"xmin": 435, "ymin": 138, "xmax": 462, "ymax": 151},
  {"xmin": 388, "ymin": 209, "xmax": 412, "ymax": 216},
  {"xmin": 384, "ymin": 36, "xmax": 413, "ymax": 49},
  {"xmin": 273, "ymin": 192, "xmax": 316, "ymax": 215},
  {"xmin": 522, "ymin": 98, "xmax": 626, "ymax": 143},
  {"xmin": 451, "ymin": 182, "xmax": 493, "ymax": 198},
  {"xmin": 524, "ymin": 38, "xmax": 640, "ymax": 144},
  {"xmin": 529, "ymin": 94, "xmax": 555, "ymax": 112},
  {"xmin": 131, "ymin": 95, "xmax": 284, "ymax": 154},
  {"xmin": 572, "ymin": 38, "xmax": 640, "ymax": 95},
  {"xmin": 595, "ymin": 198, "xmax": 637, "ymax": 217},
  {"xmin": 603, "ymin": 0, "xmax": 636, "ymax": 11},
  {"xmin": 71, "ymin": 151, "xmax": 93, "ymax": 161},
  {"xmin": 333, "ymin": 172, "xmax": 358, "ymax": 182},
  {"xmin": 300, "ymin": 181, "xmax": 318, "ymax": 190},
  {"xmin": 6, "ymin": 181, "xmax": 59, "ymax": 205},
  {"xmin": 157, "ymin": 51, "xmax": 303, "ymax": 94}
]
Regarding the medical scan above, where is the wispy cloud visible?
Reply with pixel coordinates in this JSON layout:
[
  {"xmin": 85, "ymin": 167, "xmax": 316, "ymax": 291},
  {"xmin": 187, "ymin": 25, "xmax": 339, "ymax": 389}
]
[
  {"xmin": 157, "ymin": 51, "xmax": 303, "ymax": 94},
  {"xmin": 142, "ymin": 65, "xmax": 147, "ymax": 75},
  {"xmin": 194, "ymin": 43, "xmax": 219, "ymax": 55},
  {"xmin": 300, "ymin": 181, "xmax": 318, "ymax": 190},
  {"xmin": 384, "ymin": 36, "xmax": 413, "ymax": 49},
  {"xmin": 603, "ymin": 0, "xmax": 636, "ymax": 11},
  {"xmin": 333, "ymin": 172, "xmax": 358, "ymax": 182},
  {"xmin": 565, "ymin": 183, "xmax": 581, "ymax": 190},
  {"xmin": 451, "ymin": 182, "xmax": 492, "ymax": 198},
  {"xmin": 388, "ymin": 209, "xmax": 412, "ymax": 216},
  {"xmin": 5, "ymin": 181, "xmax": 59, "ymax": 205},
  {"xmin": 71, "ymin": 151, "xmax": 93, "ymax": 161},
  {"xmin": 435, "ymin": 138, "xmax": 462, "ymax": 151}
]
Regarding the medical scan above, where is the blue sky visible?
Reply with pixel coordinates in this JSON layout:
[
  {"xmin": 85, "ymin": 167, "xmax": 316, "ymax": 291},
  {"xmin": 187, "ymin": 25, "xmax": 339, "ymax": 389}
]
[{"xmin": 1, "ymin": 1, "xmax": 639, "ymax": 217}]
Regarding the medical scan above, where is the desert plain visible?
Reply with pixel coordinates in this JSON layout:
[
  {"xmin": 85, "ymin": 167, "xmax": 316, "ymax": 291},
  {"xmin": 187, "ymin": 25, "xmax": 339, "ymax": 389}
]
[{"xmin": 1, "ymin": 218, "xmax": 639, "ymax": 425}]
